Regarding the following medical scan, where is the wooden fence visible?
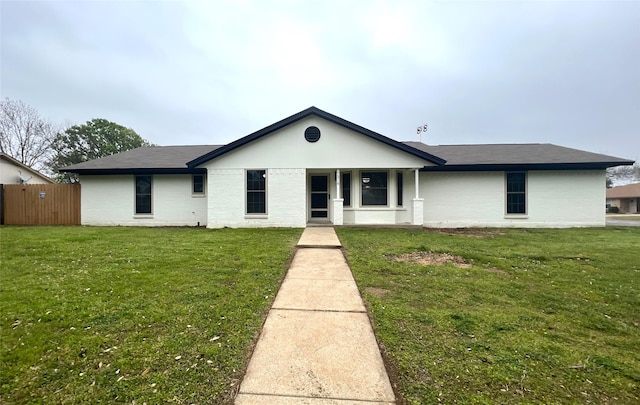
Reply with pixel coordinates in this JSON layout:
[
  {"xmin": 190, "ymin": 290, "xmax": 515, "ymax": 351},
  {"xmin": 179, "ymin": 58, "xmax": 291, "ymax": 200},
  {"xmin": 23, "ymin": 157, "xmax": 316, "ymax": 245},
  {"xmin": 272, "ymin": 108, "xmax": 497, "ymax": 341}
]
[{"xmin": 2, "ymin": 184, "xmax": 81, "ymax": 225}]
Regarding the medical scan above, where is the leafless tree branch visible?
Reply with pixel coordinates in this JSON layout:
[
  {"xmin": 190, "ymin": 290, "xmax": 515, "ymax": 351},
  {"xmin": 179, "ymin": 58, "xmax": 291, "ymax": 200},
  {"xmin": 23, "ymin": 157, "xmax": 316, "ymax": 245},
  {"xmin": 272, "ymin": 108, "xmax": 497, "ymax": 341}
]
[{"xmin": 0, "ymin": 98, "xmax": 59, "ymax": 174}]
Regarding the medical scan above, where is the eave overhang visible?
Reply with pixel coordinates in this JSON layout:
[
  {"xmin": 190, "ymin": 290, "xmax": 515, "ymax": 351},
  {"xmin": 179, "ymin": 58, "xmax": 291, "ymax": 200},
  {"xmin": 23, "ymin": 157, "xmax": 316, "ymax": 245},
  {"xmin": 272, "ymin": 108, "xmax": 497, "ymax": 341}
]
[
  {"xmin": 420, "ymin": 161, "xmax": 634, "ymax": 172},
  {"xmin": 58, "ymin": 168, "xmax": 207, "ymax": 175}
]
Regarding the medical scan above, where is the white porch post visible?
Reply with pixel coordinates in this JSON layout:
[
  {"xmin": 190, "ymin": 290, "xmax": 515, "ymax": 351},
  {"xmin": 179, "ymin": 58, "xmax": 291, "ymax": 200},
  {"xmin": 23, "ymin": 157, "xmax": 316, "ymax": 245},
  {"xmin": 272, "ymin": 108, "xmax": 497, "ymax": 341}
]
[
  {"xmin": 333, "ymin": 169, "xmax": 344, "ymax": 225},
  {"xmin": 412, "ymin": 168, "xmax": 424, "ymax": 226}
]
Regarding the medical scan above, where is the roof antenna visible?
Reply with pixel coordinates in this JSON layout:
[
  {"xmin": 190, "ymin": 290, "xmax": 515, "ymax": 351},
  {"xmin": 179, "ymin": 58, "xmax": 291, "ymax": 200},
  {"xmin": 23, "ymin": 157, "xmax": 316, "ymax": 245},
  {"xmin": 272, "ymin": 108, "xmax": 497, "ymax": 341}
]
[{"xmin": 416, "ymin": 124, "xmax": 428, "ymax": 143}]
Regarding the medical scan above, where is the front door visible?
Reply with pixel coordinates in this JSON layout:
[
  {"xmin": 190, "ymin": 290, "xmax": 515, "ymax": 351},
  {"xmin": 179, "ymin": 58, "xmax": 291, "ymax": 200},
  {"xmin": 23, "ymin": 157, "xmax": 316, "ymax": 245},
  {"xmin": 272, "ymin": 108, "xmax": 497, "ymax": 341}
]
[{"xmin": 310, "ymin": 175, "xmax": 329, "ymax": 219}]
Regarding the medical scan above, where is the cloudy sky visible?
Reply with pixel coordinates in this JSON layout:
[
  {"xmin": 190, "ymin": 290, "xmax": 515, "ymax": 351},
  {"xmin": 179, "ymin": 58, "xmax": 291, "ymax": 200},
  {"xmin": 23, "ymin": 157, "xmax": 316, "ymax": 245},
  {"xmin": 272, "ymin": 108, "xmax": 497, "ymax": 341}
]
[{"xmin": 2, "ymin": 0, "xmax": 639, "ymax": 162}]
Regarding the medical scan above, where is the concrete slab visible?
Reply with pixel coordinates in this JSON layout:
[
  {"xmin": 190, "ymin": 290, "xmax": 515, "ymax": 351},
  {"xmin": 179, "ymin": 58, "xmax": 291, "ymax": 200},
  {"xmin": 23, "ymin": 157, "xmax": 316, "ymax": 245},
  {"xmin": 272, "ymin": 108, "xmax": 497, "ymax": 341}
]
[
  {"xmin": 235, "ymin": 393, "xmax": 394, "ymax": 404},
  {"xmin": 287, "ymin": 249, "xmax": 354, "ymax": 281},
  {"xmin": 297, "ymin": 227, "xmax": 342, "ymax": 248},
  {"xmin": 236, "ymin": 228, "xmax": 395, "ymax": 404},
  {"xmin": 272, "ymin": 278, "xmax": 365, "ymax": 312},
  {"xmin": 607, "ymin": 219, "xmax": 640, "ymax": 227},
  {"xmin": 237, "ymin": 309, "xmax": 395, "ymax": 403}
]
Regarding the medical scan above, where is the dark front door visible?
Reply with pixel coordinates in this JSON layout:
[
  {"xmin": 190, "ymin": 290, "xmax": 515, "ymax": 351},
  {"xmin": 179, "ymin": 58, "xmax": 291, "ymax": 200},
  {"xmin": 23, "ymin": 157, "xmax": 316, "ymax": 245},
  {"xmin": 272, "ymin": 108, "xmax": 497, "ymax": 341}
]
[{"xmin": 310, "ymin": 175, "xmax": 329, "ymax": 218}]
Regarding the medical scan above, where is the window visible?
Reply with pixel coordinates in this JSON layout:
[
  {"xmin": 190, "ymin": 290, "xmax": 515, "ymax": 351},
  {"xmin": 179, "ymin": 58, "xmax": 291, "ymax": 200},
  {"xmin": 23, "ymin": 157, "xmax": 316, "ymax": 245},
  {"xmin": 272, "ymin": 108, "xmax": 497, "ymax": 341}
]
[
  {"xmin": 361, "ymin": 172, "xmax": 388, "ymax": 206},
  {"xmin": 342, "ymin": 172, "xmax": 351, "ymax": 207},
  {"xmin": 246, "ymin": 170, "xmax": 266, "ymax": 214},
  {"xmin": 135, "ymin": 175, "xmax": 152, "ymax": 214},
  {"xmin": 506, "ymin": 172, "xmax": 526, "ymax": 214},
  {"xmin": 193, "ymin": 174, "xmax": 205, "ymax": 194},
  {"xmin": 397, "ymin": 172, "xmax": 403, "ymax": 207}
]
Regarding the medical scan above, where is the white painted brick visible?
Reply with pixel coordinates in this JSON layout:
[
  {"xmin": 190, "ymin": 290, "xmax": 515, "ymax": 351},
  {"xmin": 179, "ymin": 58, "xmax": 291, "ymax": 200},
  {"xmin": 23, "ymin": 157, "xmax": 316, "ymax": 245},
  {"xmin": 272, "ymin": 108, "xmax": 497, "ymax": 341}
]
[
  {"xmin": 207, "ymin": 168, "xmax": 306, "ymax": 228},
  {"xmin": 81, "ymin": 169, "xmax": 607, "ymax": 228},
  {"xmin": 80, "ymin": 175, "xmax": 207, "ymax": 226},
  {"xmin": 422, "ymin": 170, "xmax": 606, "ymax": 228}
]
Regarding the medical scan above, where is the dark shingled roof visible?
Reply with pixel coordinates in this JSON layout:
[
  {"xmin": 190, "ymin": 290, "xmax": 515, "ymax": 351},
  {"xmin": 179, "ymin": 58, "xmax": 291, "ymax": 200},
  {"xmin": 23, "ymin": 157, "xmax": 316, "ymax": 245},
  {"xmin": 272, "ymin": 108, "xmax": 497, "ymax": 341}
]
[
  {"xmin": 59, "ymin": 107, "xmax": 635, "ymax": 175},
  {"xmin": 403, "ymin": 142, "xmax": 634, "ymax": 171},
  {"xmin": 59, "ymin": 145, "xmax": 222, "ymax": 174},
  {"xmin": 60, "ymin": 141, "xmax": 634, "ymax": 175}
]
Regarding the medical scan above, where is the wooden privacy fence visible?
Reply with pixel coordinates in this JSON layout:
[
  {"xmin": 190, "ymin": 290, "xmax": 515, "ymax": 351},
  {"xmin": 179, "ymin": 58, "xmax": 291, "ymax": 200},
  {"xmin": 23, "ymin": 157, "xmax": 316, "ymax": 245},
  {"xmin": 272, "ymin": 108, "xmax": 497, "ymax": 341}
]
[{"xmin": 2, "ymin": 184, "xmax": 81, "ymax": 225}]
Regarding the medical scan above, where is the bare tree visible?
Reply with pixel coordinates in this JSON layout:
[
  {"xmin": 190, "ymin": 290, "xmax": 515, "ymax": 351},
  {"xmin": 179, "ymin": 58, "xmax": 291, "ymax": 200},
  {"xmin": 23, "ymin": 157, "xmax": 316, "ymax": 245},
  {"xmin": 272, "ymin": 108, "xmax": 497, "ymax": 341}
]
[
  {"xmin": 607, "ymin": 163, "xmax": 640, "ymax": 186},
  {"xmin": 0, "ymin": 98, "xmax": 58, "ymax": 173}
]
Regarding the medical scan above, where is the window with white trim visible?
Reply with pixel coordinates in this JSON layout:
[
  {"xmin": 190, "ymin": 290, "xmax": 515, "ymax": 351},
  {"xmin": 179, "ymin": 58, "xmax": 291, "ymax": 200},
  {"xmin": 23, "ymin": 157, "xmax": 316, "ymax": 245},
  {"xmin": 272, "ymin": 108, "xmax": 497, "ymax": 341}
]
[
  {"xmin": 397, "ymin": 172, "xmax": 403, "ymax": 207},
  {"xmin": 135, "ymin": 175, "xmax": 152, "ymax": 214},
  {"xmin": 361, "ymin": 171, "xmax": 388, "ymax": 206},
  {"xmin": 342, "ymin": 172, "xmax": 351, "ymax": 207},
  {"xmin": 246, "ymin": 170, "xmax": 266, "ymax": 214},
  {"xmin": 192, "ymin": 174, "xmax": 205, "ymax": 194},
  {"xmin": 506, "ymin": 172, "xmax": 526, "ymax": 214}
]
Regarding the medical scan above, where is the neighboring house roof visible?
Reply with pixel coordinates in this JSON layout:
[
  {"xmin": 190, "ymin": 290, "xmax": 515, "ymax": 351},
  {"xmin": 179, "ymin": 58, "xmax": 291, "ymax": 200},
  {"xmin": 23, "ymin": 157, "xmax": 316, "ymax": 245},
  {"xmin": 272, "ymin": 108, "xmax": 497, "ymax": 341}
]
[
  {"xmin": 405, "ymin": 142, "xmax": 634, "ymax": 171},
  {"xmin": 187, "ymin": 106, "xmax": 447, "ymax": 167},
  {"xmin": 606, "ymin": 182, "xmax": 640, "ymax": 199},
  {"xmin": 59, "ymin": 145, "xmax": 221, "ymax": 174},
  {"xmin": 0, "ymin": 152, "xmax": 54, "ymax": 183}
]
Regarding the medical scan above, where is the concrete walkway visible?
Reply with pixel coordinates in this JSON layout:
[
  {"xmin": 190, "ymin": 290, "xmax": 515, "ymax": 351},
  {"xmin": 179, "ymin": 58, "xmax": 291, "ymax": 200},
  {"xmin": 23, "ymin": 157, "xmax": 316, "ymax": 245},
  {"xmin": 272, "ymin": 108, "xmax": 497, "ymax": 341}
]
[
  {"xmin": 606, "ymin": 214, "xmax": 640, "ymax": 227},
  {"xmin": 235, "ymin": 227, "xmax": 395, "ymax": 404}
]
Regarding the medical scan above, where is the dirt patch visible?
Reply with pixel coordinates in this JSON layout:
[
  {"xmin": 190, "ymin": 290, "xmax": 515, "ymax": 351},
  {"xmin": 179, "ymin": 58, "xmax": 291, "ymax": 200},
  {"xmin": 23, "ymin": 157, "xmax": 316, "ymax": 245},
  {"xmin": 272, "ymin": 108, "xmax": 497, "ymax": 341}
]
[
  {"xmin": 365, "ymin": 287, "xmax": 391, "ymax": 297},
  {"xmin": 425, "ymin": 228, "xmax": 506, "ymax": 238},
  {"xmin": 392, "ymin": 251, "xmax": 507, "ymax": 275},
  {"xmin": 394, "ymin": 251, "xmax": 472, "ymax": 268}
]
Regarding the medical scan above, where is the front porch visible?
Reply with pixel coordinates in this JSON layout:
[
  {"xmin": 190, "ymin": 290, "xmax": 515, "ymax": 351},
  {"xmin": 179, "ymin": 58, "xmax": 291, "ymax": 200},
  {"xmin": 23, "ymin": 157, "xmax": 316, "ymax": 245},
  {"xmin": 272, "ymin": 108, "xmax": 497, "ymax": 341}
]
[{"xmin": 305, "ymin": 168, "xmax": 424, "ymax": 226}]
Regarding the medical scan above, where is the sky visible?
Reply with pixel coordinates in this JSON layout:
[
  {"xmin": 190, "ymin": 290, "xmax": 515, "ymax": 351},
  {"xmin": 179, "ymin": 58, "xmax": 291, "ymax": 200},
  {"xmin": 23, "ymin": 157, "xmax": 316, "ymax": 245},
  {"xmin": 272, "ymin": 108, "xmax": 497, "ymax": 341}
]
[{"xmin": 1, "ymin": 0, "xmax": 639, "ymax": 163}]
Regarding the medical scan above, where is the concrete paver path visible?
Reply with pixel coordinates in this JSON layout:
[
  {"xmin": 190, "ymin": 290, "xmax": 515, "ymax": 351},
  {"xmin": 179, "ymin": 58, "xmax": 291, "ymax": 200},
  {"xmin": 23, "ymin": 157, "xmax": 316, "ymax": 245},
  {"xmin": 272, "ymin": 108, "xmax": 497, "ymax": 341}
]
[
  {"xmin": 296, "ymin": 226, "xmax": 342, "ymax": 248},
  {"xmin": 235, "ymin": 227, "xmax": 395, "ymax": 405}
]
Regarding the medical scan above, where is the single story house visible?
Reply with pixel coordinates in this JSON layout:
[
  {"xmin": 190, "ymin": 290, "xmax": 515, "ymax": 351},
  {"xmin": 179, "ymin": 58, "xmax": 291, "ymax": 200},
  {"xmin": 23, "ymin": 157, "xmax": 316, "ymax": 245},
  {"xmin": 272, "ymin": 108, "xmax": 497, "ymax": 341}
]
[
  {"xmin": 60, "ymin": 107, "xmax": 634, "ymax": 228},
  {"xmin": 1, "ymin": 152, "xmax": 54, "ymax": 185},
  {"xmin": 606, "ymin": 183, "xmax": 640, "ymax": 214}
]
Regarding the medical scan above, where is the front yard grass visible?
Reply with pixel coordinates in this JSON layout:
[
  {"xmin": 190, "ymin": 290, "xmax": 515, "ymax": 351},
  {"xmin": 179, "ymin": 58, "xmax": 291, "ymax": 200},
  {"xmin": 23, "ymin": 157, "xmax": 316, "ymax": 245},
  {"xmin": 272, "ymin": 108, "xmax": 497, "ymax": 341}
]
[
  {"xmin": 337, "ymin": 227, "xmax": 640, "ymax": 404},
  {"xmin": 1, "ymin": 226, "xmax": 302, "ymax": 404}
]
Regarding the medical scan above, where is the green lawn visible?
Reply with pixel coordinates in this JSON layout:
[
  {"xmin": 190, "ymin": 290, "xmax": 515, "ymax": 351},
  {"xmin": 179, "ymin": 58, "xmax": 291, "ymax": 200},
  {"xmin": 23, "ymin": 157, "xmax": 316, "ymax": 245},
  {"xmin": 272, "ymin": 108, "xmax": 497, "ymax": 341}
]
[
  {"xmin": 3, "ymin": 226, "xmax": 639, "ymax": 404},
  {"xmin": 337, "ymin": 227, "xmax": 640, "ymax": 404},
  {"xmin": 0, "ymin": 226, "xmax": 302, "ymax": 404}
]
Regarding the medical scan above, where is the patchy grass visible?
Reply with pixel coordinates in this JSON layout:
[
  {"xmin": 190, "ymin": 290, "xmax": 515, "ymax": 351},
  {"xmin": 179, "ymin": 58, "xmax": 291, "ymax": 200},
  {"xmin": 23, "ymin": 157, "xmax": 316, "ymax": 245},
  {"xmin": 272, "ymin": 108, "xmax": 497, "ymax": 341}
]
[
  {"xmin": 0, "ymin": 226, "xmax": 301, "ymax": 404},
  {"xmin": 337, "ymin": 227, "xmax": 640, "ymax": 404}
]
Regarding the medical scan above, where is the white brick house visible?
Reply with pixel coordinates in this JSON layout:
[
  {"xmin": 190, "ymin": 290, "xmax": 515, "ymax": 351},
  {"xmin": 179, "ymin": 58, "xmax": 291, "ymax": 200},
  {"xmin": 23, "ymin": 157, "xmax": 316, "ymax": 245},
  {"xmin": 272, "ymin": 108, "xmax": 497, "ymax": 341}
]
[{"xmin": 61, "ymin": 107, "xmax": 634, "ymax": 228}]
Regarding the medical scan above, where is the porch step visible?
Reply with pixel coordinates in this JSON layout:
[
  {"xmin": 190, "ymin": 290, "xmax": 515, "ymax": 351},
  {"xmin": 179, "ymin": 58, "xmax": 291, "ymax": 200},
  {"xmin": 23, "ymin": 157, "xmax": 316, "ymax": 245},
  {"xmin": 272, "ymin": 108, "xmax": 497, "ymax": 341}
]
[{"xmin": 297, "ymin": 227, "xmax": 342, "ymax": 248}]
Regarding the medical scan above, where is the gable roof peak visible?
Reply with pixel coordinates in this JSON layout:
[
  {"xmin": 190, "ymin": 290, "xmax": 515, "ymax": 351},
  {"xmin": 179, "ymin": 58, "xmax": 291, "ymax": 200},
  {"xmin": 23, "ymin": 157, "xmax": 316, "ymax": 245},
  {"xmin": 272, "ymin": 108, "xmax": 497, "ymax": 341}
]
[{"xmin": 187, "ymin": 107, "xmax": 446, "ymax": 167}]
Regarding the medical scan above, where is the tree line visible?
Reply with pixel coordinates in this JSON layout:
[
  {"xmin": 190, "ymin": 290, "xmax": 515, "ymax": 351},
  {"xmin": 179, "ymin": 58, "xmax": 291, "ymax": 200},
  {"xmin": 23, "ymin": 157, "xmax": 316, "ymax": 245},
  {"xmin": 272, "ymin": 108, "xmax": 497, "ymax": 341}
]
[{"xmin": 0, "ymin": 97, "xmax": 153, "ymax": 183}]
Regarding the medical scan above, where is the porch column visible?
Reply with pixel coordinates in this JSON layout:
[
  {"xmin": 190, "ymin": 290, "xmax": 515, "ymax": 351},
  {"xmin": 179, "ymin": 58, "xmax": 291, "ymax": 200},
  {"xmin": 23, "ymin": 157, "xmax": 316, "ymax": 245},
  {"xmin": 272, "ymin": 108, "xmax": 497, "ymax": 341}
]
[
  {"xmin": 333, "ymin": 169, "xmax": 344, "ymax": 225},
  {"xmin": 412, "ymin": 168, "xmax": 424, "ymax": 226}
]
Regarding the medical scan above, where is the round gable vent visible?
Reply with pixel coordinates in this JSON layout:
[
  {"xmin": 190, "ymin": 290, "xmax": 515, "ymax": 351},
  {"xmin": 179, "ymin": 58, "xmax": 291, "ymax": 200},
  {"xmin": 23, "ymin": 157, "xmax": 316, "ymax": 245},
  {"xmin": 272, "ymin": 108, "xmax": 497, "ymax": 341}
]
[{"xmin": 304, "ymin": 126, "xmax": 321, "ymax": 143}]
